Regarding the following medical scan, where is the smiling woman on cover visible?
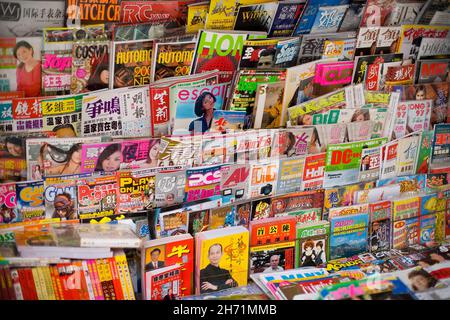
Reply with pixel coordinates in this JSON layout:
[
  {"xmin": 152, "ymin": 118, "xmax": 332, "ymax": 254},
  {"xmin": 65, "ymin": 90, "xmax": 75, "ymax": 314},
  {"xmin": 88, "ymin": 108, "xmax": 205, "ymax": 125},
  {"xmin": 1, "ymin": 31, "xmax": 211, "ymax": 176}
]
[{"xmin": 189, "ymin": 91, "xmax": 217, "ymax": 133}]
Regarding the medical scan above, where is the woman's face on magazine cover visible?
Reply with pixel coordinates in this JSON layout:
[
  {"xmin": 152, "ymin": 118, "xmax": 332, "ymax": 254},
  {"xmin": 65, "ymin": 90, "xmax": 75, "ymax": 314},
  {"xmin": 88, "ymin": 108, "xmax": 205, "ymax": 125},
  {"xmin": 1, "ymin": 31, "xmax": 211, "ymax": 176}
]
[
  {"xmin": 100, "ymin": 69, "xmax": 109, "ymax": 85},
  {"xmin": 202, "ymin": 94, "xmax": 215, "ymax": 111},
  {"xmin": 16, "ymin": 46, "xmax": 33, "ymax": 64},
  {"xmin": 6, "ymin": 142, "xmax": 23, "ymax": 157},
  {"xmin": 102, "ymin": 150, "xmax": 121, "ymax": 171},
  {"xmin": 71, "ymin": 149, "xmax": 82, "ymax": 164},
  {"xmin": 149, "ymin": 142, "xmax": 160, "ymax": 160}
]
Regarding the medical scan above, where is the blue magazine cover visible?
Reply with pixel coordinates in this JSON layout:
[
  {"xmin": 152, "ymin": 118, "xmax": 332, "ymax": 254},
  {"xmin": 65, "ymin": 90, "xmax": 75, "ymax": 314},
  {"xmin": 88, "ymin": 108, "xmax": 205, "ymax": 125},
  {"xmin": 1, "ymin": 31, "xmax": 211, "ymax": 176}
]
[
  {"xmin": 330, "ymin": 213, "xmax": 369, "ymax": 260},
  {"xmin": 268, "ymin": 1, "xmax": 306, "ymax": 37}
]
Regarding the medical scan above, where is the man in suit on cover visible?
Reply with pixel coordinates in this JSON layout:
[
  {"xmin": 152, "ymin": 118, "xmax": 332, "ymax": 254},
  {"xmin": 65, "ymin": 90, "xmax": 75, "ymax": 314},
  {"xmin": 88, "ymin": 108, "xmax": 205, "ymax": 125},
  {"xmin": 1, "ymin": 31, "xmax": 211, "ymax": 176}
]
[{"xmin": 145, "ymin": 248, "xmax": 166, "ymax": 271}]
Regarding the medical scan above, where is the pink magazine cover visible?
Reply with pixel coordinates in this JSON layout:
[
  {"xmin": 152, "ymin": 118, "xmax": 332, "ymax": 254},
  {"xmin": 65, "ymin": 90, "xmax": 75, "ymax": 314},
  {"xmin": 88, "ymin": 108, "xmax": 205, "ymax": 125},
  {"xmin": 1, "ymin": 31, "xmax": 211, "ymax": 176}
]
[
  {"xmin": 81, "ymin": 142, "xmax": 123, "ymax": 174},
  {"xmin": 120, "ymin": 138, "xmax": 160, "ymax": 170},
  {"xmin": 314, "ymin": 61, "xmax": 354, "ymax": 86}
]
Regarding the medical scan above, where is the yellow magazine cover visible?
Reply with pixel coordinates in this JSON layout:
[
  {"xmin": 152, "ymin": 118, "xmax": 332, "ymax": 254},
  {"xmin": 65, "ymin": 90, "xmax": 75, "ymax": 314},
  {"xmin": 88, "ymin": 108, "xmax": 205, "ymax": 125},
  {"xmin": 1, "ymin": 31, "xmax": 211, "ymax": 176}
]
[
  {"xmin": 206, "ymin": 0, "xmax": 238, "ymax": 30},
  {"xmin": 187, "ymin": 2, "xmax": 209, "ymax": 34},
  {"xmin": 196, "ymin": 226, "xmax": 249, "ymax": 295}
]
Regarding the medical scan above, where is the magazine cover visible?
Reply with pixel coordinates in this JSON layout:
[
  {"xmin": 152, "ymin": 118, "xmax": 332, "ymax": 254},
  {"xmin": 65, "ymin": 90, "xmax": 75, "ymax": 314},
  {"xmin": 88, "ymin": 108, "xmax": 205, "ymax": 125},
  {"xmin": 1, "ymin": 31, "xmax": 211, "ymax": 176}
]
[
  {"xmin": 120, "ymin": 0, "xmax": 184, "ymax": 25},
  {"xmin": 185, "ymin": 165, "xmax": 222, "ymax": 203},
  {"xmin": 417, "ymin": 37, "xmax": 450, "ymax": 60},
  {"xmin": 66, "ymin": 0, "xmax": 122, "ymax": 26},
  {"xmin": 0, "ymin": 134, "xmax": 27, "ymax": 182},
  {"xmin": 312, "ymin": 61, "xmax": 354, "ymax": 96},
  {"xmin": 41, "ymin": 94, "xmax": 83, "ymax": 136},
  {"xmin": 220, "ymin": 163, "xmax": 250, "ymax": 203},
  {"xmin": 271, "ymin": 190, "xmax": 324, "ymax": 218},
  {"xmin": 120, "ymin": 138, "xmax": 159, "ymax": 170},
  {"xmin": 191, "ymin": 30, "xmax": 254, "ymax": 84},
  {"xmin": 70, "ymin": 40, "xmax": 110, "ymax": 94},
  {"xmin": 186, "ymin": 2, "xmax": 209, "ymax": 34},
  {"xmin": 375, "ymin": 26, "xmax": 402, "ymax": 54},
  {"xmin": 158, "ymin": 207, "xmax": 189, "ymax": 238},
  {"xmin": 248, "ymin": 160, "xmax": 278, "ymax": 199},
  {"xmin": 309, "ymin": 5, "xmax": 349, "ymax": 34},
  {"xmin": 77, "ymin": 174, "xmax": 118, "ymax": 221},
  {"xmin": 157, "ymin": 135, "xmax": 202, "ymax": 167},
  {"xmin": 15, "ymin": 180, "xmax": 45, "ymax": 221},
  {"xmin": 233, "ymin": 2, "xmax": 278, "ymax": 33},
  {"xmin": 0, "ymin": 183, "xmax": 19, "ymax": 224},
  {"xmin": 142, "ymin": 234, "xmax": 194, "ymax": 298},
  {"xmin": 253, "ymin": 81, "xmax": 285, "ymax": 129},
  {"xmin": 415, "ymin": 59, "xmax": 450, "ymax": 84},
  {"xmin": 339, "ymin": 1, "xmax": 365, "ymax": 32},
  {"xmin": 239, "ymin": 39, "xmax": 279, "ymax": 69},
  {"xmin": 322, "ymin": 38, "xmax": 356, "ymax": 61},
  {"xmin": 352, "ymin": 53, "xmax": 404, "ymax": 85},
  {"xmin": 210, "ymin": 110, "xmax": 246, "ymax": 132},
  {"xmin": 274, "ymin": 37, "xmax": 301, "ymax": 68},
  {"xmin": 0, "ymin": 37, "xmax": 42, "ymax": 96},
  {"xmin": 81, "ymin": 89, "xmax": 123, "ymax": 137},
  {"xmin": 80, "ymin": 142, "xmax": 122, "ymax": 174},
  {"xmin": 111, "ymin": 39, "xmax": 153, "ymax": 88},
  {"xmin": 152, "ymin": 41, "xmax": 196, "ymax": 82},
  {"xmin": 324, "ymin": 137, "xmax": 388, "ymax": 188},
  {"xmin": 301, "ymin": 152, "xmax": 326, "ymax": 191},
  {"xmin": 120, "ymin": 86, "xmax": 152, "ymax": 137},
  {"xmin": 295, "ymin": 221, "xmax": 330, "ymax": 268},
  {"xmin": 358, "ymin": 145, "xmax": 382, "ymax": 182},
  {"xmin": 250, "ymin": 197, "xmax": 272, "ymax": 221},
  {"xmin": 392, "ymin": 216, "xmax": 420, "ymax": 249},
  {"xmin": 145, "ymin": 264, "xmax": 182, "ymax": 300},
  {"xmin": 368, "ymin": 200, "xmax": 391, "ymax": 252},
  {"xmin": 117, "ymin": 167, "xmax": 157, "ymax": 214},
  {"xmin": 195, "ymin": 226, "xmax": 249, "ymax": 295},
  {"xmin": 172, "ymin": 82, "xmax": 228, "ymax": 135},
  {"xmin": 205, "ymin": 0, "xmax": 239, "ymax": 30},
  {"xmin": 430, "ymin": 124, "xmax": 450, "ymax": 174},
  {"xmin": 276, "ymin": 157, "xmax": 305, "ymax": 195},
  {"xmin": 209, "ymin": 206, "xmax": 235, "ymax": 230},
  {"xmin": 43, "ymin": 174, "xmax": 79, "ymax": 220},
  {"xmin": 0, "ymin": 0, "xmax": 65, "ymax": 37},
  {"xmin": 268, "ymin": 1, "xmax": 305, "ymax": 37},
  {"xmin": 155, "ymin": 168, "xmax": 186, "ymax": 208},
  {"xmin": 41, "ymin": 50, "xmax": 72, "ymax": 95},
  {"xmin": 360, "ymin": 0, "xmax": 396, "ymax": 27},
  {"xmin": 188, "ymin": 209, "xmax": 210, "ymax": 235}
]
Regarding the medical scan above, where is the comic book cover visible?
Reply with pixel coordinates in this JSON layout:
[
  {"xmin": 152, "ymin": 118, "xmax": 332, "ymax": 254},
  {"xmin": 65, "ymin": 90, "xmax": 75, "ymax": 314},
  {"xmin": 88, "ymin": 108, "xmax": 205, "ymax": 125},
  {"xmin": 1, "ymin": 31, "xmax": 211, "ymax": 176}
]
[
  {"xmin": 142, "ymin": 233, "xmax": 194, "ymax": 298},
  {"xmin": 301, "ymin": 152, "xmax": 326, "ymax": 191},
  {"xmin": 392, "ymin": 216, "xmax": 420, "ymax": 249},
  {"xmin": 41, "ymin": 94, "xmax": 83, "ymax": 136},
  {"xmin": 110, "ymin": 39, "xmax": 153, "ymax": 88},
  {"xmin": 195, "ymin": 226, "xmax": 249, "ymax": 295},
  {"xmin": 297, "ymin": 31, "xmax": 357, "ymax": 64},
  {"xmin": 0, "ymin": 0, "xmax": 65, "ymax": 37},
  {"xmin": 355, "ymin": 27, "xmax": 381, "ymax": 56},
  {"xmin": 185, "ymin": 165, "xmax": 222, "ymax": 203},
  {"xmin": 66, "ymin": 0, "xmax": 121, "ymax": 26},
  {"xmin": 323, "ymin": 137, "xmax": 387, "ymax": 188},
  {"xmin": 80, "ymin": 142, "xmax": 122, "ymax": 174},
  {"xmin": 295, "ymin": 221, "xmax": 330, "ymax": 268},
  {"xmin": 252, "ymin": 81, "xmax": 285, "ymax": 129},
  {"xmin": 415, "ymin": 59, "xmax": 450, "ymax": 84},
  {"xmin": 155, "ymin": 168, "xmax": 186, "ymax": 208},
  {"xmin": 417, "ymin": 37, "xmax": 450, "ymax": 60},
  {"xmin": 0, "ymin": 37, "xmax": 42, "ymax": 96},
  {"xmin": 313, "ymin": 61, "xmax": 354, "ymax": 97},
  {"xmin": 70, "ymin": 39, "xmax": 110, "ymax": 94},
  {"xmin": 430, "ymin": 124, "xmax": 450, "ymax": 174},
  {"xmin": 81, "ymin": 88, "xmax": 123, "ymax": 138},
  {"xmin": 41, "ymin": 50, "xmax": 72, "ymax": 95},
  {"xmin": 0, "ymin": 135, "xmax": 26, "ymax": 181},
  {"xmin": 77, "ymin": 174, "xmax": 118, "ymax": 221},
  {"xmin": 396, "ymin": 24, "xmax": 450, "ymax": 63},
  {"xmin": 191, "ymin": 29, "xmax": 262, "ymax": 84},
  {"xmin": 375, "ymin": 26, "xmax": 402, "ymax": 54},
  {"xmin": 251, "ymin": 197, "xmax": 272, "ymax": 221},
  {"xmin": 43, "ymin": 174, "xmax": 79, "ymax": 220},
  {"xmin": 152, "ymin": 41, "xmax": 196, "ymax": 82},
  {"xmin": 268, "ymin": 1, "xmax": 305, "ymax": 37},
  {"xmin": 287, "ymin": 87, "xmax": 354, "ymax": 126},
  {"xmin": 0, "ymin": 183, "xmax": 19, "ymax": 224},
  {"xmin": 145, "ymin": 264, "xmax": 182, "ymax": 300},
  {"xmin": 233, "ymin": 2, "xmax": 278, "ymax": 33},
  {"xmin": 329, "ymin": 213, "xmax": 369, "ymax": 260},
  {"xmin": 188, "ymin": 209, "xmax": 210, "ymax": 235},
  {"xmin": 368, "ymin": 200, "xmax": 392, "ymax": 252},
  {"xmin": 172, "ymin": 82, "xmax": 229, "ymax": 135},
  {"xmin": 210, "ymin": 110, "xmax": 246, "ymax": 133},
  {"xmin": 117, "ymin": 167, "xmax": 157, "ymax": 214},
  {"xmin": 322, "ymin": 38, "xmax": 356, "ymax": 61},
  {"xmin": 186, "ymin": 2, "xmax": 209, "ymax": 34},
  {"xmin": 276, "ymin": 157, "xmax": 305, "ymax": 195},
  {"xmin": 234, "ymin": 201, "xmax": 251, "ymax": 228},
  {"xmin": 310, "ymin": 5, "xmax": 349, "ymax": 34},
  {"xmin": 239, "ymin": 39, "xmax": 279, "ymax": 70},
  {"xmin": 220, "ymin": 163, "xmax": 250, "ymax": 203},
  {"xmin": 293, "ymin": 0, "xmax": 351, "ymax": 35},
  {"xmin": 15, "ymin": 180, "xmax": 45, "ymax": 221},
  {"xmin": 248, "ymin": 160, "xmax": 278, "ymax": 199}
]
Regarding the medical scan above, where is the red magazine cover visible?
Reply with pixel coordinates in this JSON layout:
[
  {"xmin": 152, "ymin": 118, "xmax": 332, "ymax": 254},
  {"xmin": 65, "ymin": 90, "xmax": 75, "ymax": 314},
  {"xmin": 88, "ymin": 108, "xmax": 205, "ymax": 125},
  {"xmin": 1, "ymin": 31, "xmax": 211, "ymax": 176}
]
[
  {"xmin": 249, "ymin": 216, "xmax": 297, "ymax": 247},
  {"xmin": 145, "ymin": 264, "xmax": 182, "ymax": 300}
]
